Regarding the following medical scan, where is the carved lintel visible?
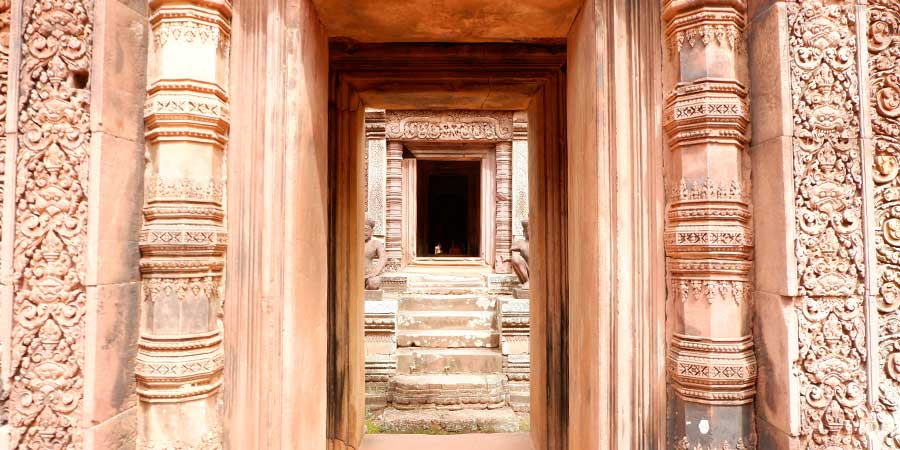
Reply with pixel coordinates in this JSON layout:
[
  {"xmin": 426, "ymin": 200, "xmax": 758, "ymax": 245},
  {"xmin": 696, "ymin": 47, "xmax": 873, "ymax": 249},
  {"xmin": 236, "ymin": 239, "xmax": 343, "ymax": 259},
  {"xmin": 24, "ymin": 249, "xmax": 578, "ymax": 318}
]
[{"xmin": 386, "ymin": 110, "xmax": 514, "ymax": 142}]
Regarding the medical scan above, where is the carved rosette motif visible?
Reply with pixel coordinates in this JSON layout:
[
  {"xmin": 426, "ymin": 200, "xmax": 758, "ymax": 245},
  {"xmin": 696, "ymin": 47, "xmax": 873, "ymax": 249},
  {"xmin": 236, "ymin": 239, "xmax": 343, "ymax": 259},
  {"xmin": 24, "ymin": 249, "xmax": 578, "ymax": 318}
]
[
  {"xmin": 139, "ymin": 1, "xmax": 230, "ymax": 449},
  {"xmin": 8, "ymin": 0, "xmax": 93, "ymax": 447},
  {"xmin": 788, "ymin": 1, "xmax": 868, "ymax": 448},
  {"xmin": 869, "ymin": 1, "xmax": 900, "ymax": 448},
  {"xmin": 664, "ymin": 0, "xmax": 756, "ymax": 447}
]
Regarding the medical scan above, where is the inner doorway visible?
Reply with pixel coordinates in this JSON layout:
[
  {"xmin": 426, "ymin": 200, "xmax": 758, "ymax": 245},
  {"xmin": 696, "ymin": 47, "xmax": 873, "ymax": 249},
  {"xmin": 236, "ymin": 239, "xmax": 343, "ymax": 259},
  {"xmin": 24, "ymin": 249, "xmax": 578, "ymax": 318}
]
[{"xmin": 416, "ymin": 160, "xmax": 481, "ymax": 257}]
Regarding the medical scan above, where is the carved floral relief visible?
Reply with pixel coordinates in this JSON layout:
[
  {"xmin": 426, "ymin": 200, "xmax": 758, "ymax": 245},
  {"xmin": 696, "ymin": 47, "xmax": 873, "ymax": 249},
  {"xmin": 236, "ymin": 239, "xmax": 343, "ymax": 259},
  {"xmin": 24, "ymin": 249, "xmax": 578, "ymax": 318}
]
[
  {"xmin": 868, "ymin": 0, "xmax": 900, "ymax": 447},
  {"xmin": 8, "ymin": 0, "xmax": 93, "ymax": 448},
  {"xmin": 0, "ymin": 0, "xmax": 9, "ymax": 428},
  {"xmin": 789, "ymin": 0, "xmax": 868, "ymax": 448}
]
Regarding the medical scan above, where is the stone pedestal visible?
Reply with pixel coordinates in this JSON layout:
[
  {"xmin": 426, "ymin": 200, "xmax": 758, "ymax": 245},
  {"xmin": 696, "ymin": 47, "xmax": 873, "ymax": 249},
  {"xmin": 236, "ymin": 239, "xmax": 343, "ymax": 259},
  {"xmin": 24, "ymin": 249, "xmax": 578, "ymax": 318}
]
[
  {"xmin": 513, "ymin": 288, "xmax": 530, "ymax": 299},
  {"xmin": 365, "ymin": 300, "xmax": 398, "ymax": 412},
  {"xmin": 499, "ymin": 297, "xmax": 530, "ymax": 413},
  {"xmin": 365, "ymin": 289, "xmax": 384, "ymax": 301}
]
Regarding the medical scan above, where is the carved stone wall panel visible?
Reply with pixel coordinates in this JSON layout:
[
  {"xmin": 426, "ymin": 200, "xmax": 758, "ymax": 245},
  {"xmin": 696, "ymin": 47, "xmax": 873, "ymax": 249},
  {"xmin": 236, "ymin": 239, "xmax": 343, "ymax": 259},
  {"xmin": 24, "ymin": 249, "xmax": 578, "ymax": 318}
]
[
  {"xmin": 0, "ymin": 0, "xmax": 10, "ymax": 430},
  {"xmin": 512, "ymin": 114, "xmax": 529, "ymax": 241},
  {"xmin": 366, "ymin": 109, "xmax": 387, "ymax": 237},
  {"xmin": 868, "ymin": 0, "xmax": 900, "ymax": 447},
  {"xmin": 787, "ymin": 0, "xmax": 869, "ymax": 448},
  {"xmin": 139, "ymin": 1, "xmax": 230, "ymax": 449},
  {"xmin": 8, "ymin": 0, "xmax": 93, "ymax": 447}
]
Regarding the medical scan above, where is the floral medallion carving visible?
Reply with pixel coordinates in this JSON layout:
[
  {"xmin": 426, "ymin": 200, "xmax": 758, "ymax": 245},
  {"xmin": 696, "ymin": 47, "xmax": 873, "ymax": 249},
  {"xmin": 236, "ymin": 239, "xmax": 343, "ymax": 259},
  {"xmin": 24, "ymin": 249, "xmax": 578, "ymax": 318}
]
[
  {"xmin": 868, "ymin": 0, "xmax": 900, "ymax": 447},
  {"xmin": 789, "ymin": 0, "xmax": 868, "ymax": 448},
  {"xmin": 8, "ymin": 0, "xmax": 93, "ymax": 447}
]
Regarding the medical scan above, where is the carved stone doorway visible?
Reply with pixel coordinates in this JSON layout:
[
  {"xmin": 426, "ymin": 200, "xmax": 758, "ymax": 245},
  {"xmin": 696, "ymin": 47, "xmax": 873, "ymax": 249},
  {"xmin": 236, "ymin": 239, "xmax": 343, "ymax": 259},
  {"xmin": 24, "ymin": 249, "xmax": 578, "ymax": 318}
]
[
  {"xmin": 385, "ymin": 117, "xmax": 514, "ymax": 273},
  {"xmin": 225, "ymin": 2, "xmax": 665, "ymax": 449},
  {"xmin": 396, "ymin": 141, "xmax": 502, "ymax": 267}
]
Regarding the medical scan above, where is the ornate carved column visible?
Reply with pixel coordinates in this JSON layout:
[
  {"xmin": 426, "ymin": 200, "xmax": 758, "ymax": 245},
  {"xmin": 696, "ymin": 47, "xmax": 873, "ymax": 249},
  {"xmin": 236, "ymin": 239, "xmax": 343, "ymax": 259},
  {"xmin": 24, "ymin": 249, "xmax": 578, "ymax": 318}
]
[
  {"xmin": 139, "ymin": 0, "xmax": 230, "ymax": 448},
  {"xmin": 663, "ymin": 0, "xmax": 756, "ymax": 448},
  {"xmin": 385, "ymin": 141, "xmax": 403, "ymax": 271},
  {"xmin": 512, "ymin": 112, "xmax": 529, "ymax": 242},
  {"xmin": 495, "ymin": 141, "xmax": 513, "ymax": 273}
]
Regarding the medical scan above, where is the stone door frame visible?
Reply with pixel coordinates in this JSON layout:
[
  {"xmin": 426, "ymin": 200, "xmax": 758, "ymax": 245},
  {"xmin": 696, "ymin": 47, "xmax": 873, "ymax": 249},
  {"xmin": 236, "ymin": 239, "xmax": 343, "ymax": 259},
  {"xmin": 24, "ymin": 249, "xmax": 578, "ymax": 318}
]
[
  {"xmin": 394, "ymin": 139, "xmax": 504, "ymax": 268},
  {"xmin": 223, "ymin": 2, "xmax": 666, "ymax": 449}
]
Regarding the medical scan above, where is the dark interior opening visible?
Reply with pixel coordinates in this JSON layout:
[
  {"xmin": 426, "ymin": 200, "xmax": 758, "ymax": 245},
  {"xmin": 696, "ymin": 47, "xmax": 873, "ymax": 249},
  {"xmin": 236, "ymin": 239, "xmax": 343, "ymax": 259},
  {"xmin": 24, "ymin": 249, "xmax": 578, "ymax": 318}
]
[{"xmin": 416, "ymin": 160, "xmax": 481, "ymax": 257}]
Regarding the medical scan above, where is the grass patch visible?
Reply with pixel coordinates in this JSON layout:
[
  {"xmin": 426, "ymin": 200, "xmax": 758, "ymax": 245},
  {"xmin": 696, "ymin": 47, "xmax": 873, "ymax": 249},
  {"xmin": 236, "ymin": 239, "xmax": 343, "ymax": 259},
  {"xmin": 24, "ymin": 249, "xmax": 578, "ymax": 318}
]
[{"xmin": 518, "ymin": 417, "xmax": 531, "ymax": 432}]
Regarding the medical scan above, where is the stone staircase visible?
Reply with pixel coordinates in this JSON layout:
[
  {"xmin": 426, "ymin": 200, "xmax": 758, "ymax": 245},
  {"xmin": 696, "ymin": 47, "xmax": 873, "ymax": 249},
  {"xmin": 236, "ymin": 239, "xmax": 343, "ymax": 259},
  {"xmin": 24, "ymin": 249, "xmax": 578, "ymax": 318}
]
[{"xmin": 373, "ymin": 271, "xmax": 522, "ymax": 433}]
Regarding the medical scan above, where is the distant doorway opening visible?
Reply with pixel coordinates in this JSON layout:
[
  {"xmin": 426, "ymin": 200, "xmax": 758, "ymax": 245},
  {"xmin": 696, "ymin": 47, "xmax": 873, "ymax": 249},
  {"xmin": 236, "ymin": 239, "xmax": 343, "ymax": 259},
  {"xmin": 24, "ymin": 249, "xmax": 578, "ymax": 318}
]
[{"xmin": 416, "ymin": 160, "xmax": 481, "ymax": 257}]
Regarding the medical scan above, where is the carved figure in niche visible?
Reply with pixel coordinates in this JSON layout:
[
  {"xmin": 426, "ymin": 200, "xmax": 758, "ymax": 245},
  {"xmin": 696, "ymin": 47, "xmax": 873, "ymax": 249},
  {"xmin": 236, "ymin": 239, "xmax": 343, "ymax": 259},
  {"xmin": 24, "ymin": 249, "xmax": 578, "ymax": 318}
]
[
  {"xmin": 511, "ymin": 219, "xmax": 530, "ymax": 292},
  {"xmin": 365, "ymin": 218, "xmax": 387, "ymax": 290}
]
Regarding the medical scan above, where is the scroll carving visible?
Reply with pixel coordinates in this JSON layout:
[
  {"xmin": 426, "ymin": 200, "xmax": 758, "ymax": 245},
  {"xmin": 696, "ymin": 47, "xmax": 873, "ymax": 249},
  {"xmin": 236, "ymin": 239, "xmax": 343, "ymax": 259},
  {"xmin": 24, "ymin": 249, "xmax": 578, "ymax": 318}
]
[
  {"xmin": 869, "ymin": 0, "xmax": 900, "ymax": 447},
  {"xmin": 386, "ymin": 111, "xmax": 513, "ymax": 141},
  {"xmin": 8, "ymin": 0, "xmax": 93, "ymax": 447},
  {"xmin": 789, "ymin": 0, "xmax": 868, "ymax": 448}
]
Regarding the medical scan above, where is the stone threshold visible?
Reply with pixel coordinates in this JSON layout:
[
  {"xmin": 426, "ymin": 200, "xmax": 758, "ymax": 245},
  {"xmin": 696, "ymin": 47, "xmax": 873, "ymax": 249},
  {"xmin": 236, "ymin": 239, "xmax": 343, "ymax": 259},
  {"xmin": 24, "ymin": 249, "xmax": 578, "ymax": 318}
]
[{"xmin": 361, "ymin": 432, "xmax": 533, "ymax": 450}]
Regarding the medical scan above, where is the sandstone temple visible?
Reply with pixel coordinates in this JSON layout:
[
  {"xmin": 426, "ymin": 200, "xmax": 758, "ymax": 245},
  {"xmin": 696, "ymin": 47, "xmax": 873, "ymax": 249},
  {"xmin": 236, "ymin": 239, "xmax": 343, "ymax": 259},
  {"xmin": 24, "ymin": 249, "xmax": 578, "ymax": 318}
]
[{"xmin": 2, "ymin": 0, "xmax": 900, "ymax": 449}]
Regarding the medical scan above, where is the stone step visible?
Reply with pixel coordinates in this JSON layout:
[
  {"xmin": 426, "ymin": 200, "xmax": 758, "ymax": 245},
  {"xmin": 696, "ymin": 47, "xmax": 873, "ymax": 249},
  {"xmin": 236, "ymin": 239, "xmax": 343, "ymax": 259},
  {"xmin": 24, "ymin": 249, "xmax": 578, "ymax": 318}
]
[
  {"xmin": 399, "ymin": 295, "xmax": 496, "ymax": 312},
  {"xmin": 390, "ymin": 374, "xmax": 507, "ymax": 410},
  {"xmin": 407, "ymin": 273, "xmax": 486, "ymax": 284},
  {"xmin": 404, "ymin": 286, "xmax": 491, "ymax": 295},
  {"xmin": 407, "ymin": 279, "xmax": 485, "ymax": 289},
  {"xmin": 396, "ymin": 348, "xmax": 503, "ymax": 374},
  {"xmin": 372, "ymin": 406, "xmax": 524, "ymax": 434},
  {"xmin": 397, "ymin": 330, "xmax": 499, "ymax": 348},
  {"xmin": 397, "ymin": 310, "xmax": 496, "ymax": 331}
]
